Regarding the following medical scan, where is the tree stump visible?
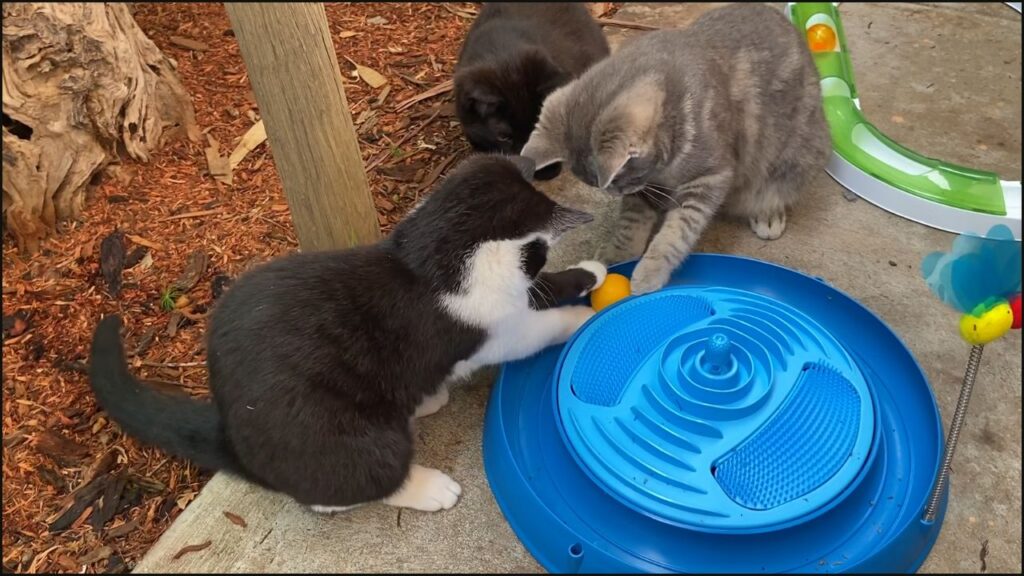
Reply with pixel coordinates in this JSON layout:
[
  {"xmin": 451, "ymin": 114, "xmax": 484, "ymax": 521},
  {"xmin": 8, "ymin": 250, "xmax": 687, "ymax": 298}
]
[{"xmin": 2, "ymin": 3, "xmax": 199, "ymax": 254}]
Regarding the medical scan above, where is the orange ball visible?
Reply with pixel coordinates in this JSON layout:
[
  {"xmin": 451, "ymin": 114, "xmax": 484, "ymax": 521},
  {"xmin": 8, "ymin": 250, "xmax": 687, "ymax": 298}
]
[
  {"xmin": 807, "ymin": 24, "xmax": 837, "ymax": 53},
  {"xmin": 590, "ymin": 273, "xmax": 632, "ymax": 312}
]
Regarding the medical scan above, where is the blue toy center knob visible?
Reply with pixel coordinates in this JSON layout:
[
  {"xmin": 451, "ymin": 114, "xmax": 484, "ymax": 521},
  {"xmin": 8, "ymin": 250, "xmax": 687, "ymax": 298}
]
[{"xmin": 700, "ymin": 333, "xmax": 734, "ymax": 376}]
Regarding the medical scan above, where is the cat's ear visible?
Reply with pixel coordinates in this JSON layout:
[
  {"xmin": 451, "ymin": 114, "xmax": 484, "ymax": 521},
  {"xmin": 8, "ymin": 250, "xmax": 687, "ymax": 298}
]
[
  {"xmin": 508, "ymin": 155, "xmax": 536, "ymax": 180},
  {"xmin": 551, "ymin": 204, "xmax": 594, "ymax": 234},
  {"xmin": 596, "ymin": 147, "xmax": 632, "ymax": 190},
  {"xmin": 521, "ymin": 129, "xmax": 563, "ymax": 171},
  {"xmin": 522, "ymin": 81, "xmax": 574, "ymax": 170}
]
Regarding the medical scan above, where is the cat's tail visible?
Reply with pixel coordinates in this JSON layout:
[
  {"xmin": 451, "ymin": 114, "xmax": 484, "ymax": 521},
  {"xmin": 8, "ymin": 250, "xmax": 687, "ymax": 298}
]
[{"xmin": 89, "ymin": 314, "xmax": 242, "ymax": 474}]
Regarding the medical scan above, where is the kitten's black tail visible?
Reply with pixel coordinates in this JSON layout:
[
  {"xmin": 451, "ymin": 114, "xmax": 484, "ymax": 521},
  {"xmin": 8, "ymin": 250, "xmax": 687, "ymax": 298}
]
[{"xmin": 89, "ymin": 314, "xmax": 241, "ymax": 473}]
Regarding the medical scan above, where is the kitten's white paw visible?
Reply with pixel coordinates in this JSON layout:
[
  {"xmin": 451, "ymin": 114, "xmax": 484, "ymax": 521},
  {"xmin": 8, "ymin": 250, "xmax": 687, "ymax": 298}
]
[
  {"xmin": 749, "ymin": 212, "xmax": 787, "ymax": 240},
  {"xmin": 571, "ymin": 260, "xmax": 608, "ymax": 295},
  {"xmin": 630, "ymin": 259, "xmax": 672, "ymax": 295},
  {"xmin": 309, "ymin": 503, "xmax": 362, "ymax": 514},
  {"xmin": 383, "ymin": 465, "xmax": 462, "ymax": 512},
  {"xmin": 414, "ymin": 385, "xmax": 449, "ymax": 418},
  {"xmin": 558, "ymin": 305, "xmax": 596, "ymax": 342}
]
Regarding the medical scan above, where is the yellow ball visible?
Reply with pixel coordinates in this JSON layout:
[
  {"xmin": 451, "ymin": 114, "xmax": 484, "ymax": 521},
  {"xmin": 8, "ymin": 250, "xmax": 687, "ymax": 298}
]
[
  {"xmin": 807, "ymin": 24, "xmax": 837, "ymax": 53},
  {"xmin": 959, "ymin": 302, "xmax": 1013, "ymax": 346},
  {"xmin": 591, "ymin": 273, "xmax": 632, "ymax": 312}
]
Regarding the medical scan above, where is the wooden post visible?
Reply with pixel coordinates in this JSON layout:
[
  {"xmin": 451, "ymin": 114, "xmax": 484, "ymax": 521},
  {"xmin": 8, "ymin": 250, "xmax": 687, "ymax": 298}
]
[{"xmin": 224, "ymin": 3, "xmax": 380, "ymax": 251}]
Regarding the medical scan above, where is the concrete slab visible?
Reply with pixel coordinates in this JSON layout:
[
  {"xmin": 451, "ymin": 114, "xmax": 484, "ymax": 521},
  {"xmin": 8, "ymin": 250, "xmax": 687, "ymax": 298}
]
[{"xmin": 136, "ymin": 3, "xmax": 1021, "ymax": 573}]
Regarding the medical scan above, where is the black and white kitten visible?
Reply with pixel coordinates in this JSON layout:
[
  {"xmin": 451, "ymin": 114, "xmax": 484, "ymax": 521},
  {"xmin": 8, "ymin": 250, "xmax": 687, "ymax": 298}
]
[
  {"xmin": 88, "ymin": 155, "xmax": 606, "ymax": 513},
  {"xmin": 454, "ymin": 2, "xmax": 609, "ymax": 156}
]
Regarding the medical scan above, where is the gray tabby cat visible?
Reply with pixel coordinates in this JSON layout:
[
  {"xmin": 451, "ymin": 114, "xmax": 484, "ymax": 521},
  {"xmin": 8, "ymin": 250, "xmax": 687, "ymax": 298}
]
[{"xmin": 521, "ymin": 4, "xmax": 831, "ymax": 294}]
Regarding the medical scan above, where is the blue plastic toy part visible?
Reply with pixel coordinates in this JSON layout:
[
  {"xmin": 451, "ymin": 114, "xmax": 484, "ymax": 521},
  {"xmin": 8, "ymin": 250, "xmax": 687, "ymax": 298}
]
[
  {"xmin": 483, "ymin": 255, "xmax": 945, "ymax": 573},
  {"xmin": 557, "ymin": 287, "xmax": 876, "ymax": 533}
]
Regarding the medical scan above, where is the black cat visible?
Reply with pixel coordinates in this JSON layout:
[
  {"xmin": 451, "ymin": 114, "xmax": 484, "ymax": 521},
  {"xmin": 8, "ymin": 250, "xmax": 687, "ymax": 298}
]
[
  {"xmin": 454, "ymin": 3, "xmax": 610, "ymax": 159},
  {"xmin": 88, "ymin": 155, "xmax": 607, "ymax": 513}
]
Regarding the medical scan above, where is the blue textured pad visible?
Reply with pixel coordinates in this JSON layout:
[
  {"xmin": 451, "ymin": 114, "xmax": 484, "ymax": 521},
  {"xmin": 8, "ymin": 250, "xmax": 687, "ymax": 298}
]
[
  {"xmin": 570, "ymin": 294, "xmax": 714, "ymax": 406},
  {"xmin": 715, "ymin": 363, "xmax": 863, "ymax": 510}
]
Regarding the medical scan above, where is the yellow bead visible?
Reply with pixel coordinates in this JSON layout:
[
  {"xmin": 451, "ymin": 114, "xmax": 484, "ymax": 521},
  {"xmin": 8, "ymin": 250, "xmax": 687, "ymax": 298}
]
[
  {"xmin": 591, "ymin": 273, "xmax": 632, "ymax": 312},
  {"xmin": 959, "ymin": 302, "xmax": 1013, "ymax": 346},
  {"xmin": 807, "ymin": 24, "xmax": 837, "ymax": 53}
]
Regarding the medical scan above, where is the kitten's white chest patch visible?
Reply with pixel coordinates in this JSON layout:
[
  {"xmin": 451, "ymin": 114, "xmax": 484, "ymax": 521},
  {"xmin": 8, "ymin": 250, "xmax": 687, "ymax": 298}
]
[{"xmin": 441, "ymin": 237, "xmax": 537, "ymax": 327}]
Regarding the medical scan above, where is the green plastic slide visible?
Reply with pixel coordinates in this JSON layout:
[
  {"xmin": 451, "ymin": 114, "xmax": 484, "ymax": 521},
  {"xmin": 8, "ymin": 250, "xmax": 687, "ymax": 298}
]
[{"xmin": 787, "ymin": 3, "xmax": 1021, "ymax": 240}]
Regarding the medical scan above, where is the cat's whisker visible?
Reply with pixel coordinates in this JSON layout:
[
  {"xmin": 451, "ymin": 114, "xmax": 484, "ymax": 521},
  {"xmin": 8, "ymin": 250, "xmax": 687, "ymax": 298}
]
[{"xmin": 643, "ymin": 185, "xmax": 681, "ymax": 209}]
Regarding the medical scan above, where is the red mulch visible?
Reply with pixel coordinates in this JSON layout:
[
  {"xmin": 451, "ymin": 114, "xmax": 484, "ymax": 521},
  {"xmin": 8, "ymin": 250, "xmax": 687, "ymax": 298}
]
[{"xmin": 1, "ymin": 3, "xmax": 619, "ymax": 573}]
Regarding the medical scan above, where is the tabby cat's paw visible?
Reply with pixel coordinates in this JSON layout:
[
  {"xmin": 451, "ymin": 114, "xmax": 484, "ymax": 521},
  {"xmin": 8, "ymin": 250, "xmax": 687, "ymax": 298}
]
[
  {"xmin": 630, "ymin": 258, "xmax": 672, "ymax": 295},
  {"xmin": 570, "ymin": 260, "xmax": 608, "ymax": 296},
  {"xmin": 750, "ymin": 212, "xmax": 787, "ymax": 240},
  {"xmin": 383, "ymin": 465, "xmax": 462, "ymax": 512}
]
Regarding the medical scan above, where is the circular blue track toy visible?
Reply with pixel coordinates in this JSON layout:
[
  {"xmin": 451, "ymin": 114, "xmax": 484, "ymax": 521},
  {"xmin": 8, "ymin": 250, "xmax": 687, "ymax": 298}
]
[{"xmin": 483, "ymin": 255, "xmax": 947, "ymax": 573}]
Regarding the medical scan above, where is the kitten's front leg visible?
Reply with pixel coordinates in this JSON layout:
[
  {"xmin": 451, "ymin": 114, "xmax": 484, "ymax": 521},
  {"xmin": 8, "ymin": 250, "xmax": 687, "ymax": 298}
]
[
  {"xmin": 529, "ymin": 261, "xmax": 607, "ymax": 310},
  {"xmin": 472, "ymin": 306, "xmax": 595, "ymax": 367},
  {"xmin": 598, "ymin": 195, "xmax": 659, "ymax": 265},
  {"xmin": 631, "ymin": 173, "xmax": 730, "ymax": 295}
]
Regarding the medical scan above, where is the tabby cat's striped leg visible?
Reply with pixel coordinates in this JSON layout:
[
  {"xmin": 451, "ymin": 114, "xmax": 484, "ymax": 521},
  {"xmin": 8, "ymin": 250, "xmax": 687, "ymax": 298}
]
[{"xmin": 630, "ymin": 173, "xmax": 730, "ymax": 295}]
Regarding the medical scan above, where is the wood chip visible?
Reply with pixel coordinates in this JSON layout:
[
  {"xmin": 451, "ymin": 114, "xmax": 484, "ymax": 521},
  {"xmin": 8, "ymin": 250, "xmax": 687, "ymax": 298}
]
[
  {"xmin": 228, "ymin": 119, "xmax": 267, "ymax": 170},
  {"xmin": 394, "ymin": 79, "xmax": 453, "ymax": 112},
  {"xmin": 223, "ymin": 511, "xmax": 247, "ymax": 528},
  {"xmin": 172, "ymin": 540, "xmax": 212, "ymax": 560},
  {"xmin": 99, "ymin": 230, "xmax": 127, "ymax": 297},
  {"xmin": 80, "ymin": 450, "xmax": 116, "ymax": 487},
  {"xmin": 338, "ymin": 30, "xmax": 359, "ymax": 39},
  {"xmin": 588, "ymin": 3, "xmax": 614, "ymax": 18},
  {"xmin": 106, "ymin": 519, "xmax": 139, "ymax": 539},
  {"xmin": 596, "ymin": 18, "xmax": 661, "ymax": 31},
  {"xmin": 204, "ymin": 134, "xmax": 233, "ymax": 185},
  {"xmin": 158, "ymin": 209, "xmax": 222, "ymax": 222},
  {"xmin": 48, "ymin": 475, "xmax": 109, "ymax": 533},
  {"xmin": 172, "ymin": 250, "xmax": 210, "ymax": 293},
  {"xmin": 169, "ymin": 36, "xmax": 210, "ymax": 51},
  {"xmin": 126, "ymin": 234, "xmax": 165, "ymax": 251}
]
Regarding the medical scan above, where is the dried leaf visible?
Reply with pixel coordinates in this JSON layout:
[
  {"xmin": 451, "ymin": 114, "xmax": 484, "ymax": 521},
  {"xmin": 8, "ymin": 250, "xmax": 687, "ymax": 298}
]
[
  {"xmin": 124, "ymin": 246, "xmax": 149, "ymax": 269},
  {"xmin": 223, "ymin": 511, "xmax": 247, "ymax": 528},
  {"xmin": 172, "ymin": 540, "xmax": 212, "ymax": 560},
  {"xmin": 344, "ymin": 57, "xmax": 388, "ymax": 88},
  {"xmin": 228, "ymin": 120, "xmax": 267, "ymax": 170},
  {"xmin": 2, "ymin": 312, "xmax": 30, "ymax": 339},
  {"xmin": 169, "ymin": 36, "xmax": 210, "ymax": 51},
  {"xmin": 176, "ymin": 491, "xmax": 197, "ymax": 510},
  {"xmin": 338, "ymin": 30, "xmax": 360, "ymax": 39},
  {"xmin": 366, "ymin": 16, "xmax": 388, "ymax": 25},
  {"xmin": 135, "ymin": 251, "xmax": 155, "ymax": 272},
  {"xmin": 35, "ymin": 430, "xmax": 90, "ymax": 465},
  {"xmin": 78, "ymin": 546, "xmax": 113, "ymax": 565}
]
